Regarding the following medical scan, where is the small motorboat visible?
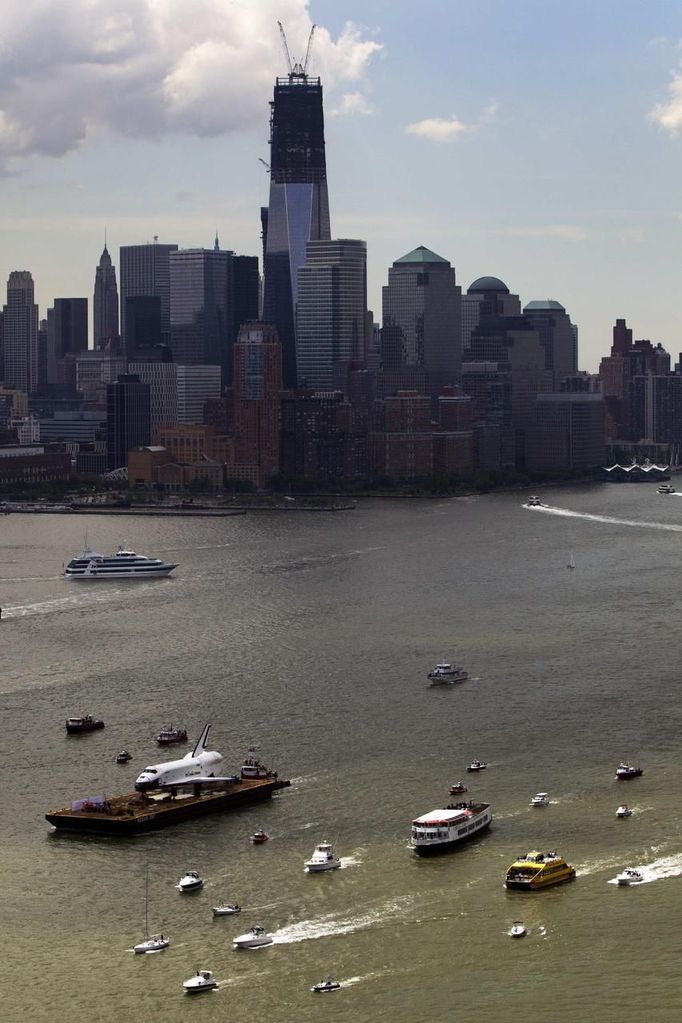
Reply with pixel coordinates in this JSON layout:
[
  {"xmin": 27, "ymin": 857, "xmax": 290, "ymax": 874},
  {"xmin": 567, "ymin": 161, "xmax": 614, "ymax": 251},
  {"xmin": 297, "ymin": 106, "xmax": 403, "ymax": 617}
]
[
  {"xmin": 311, "ymin": 977, "xmax": 341, "ymax": 993},
  {"xmin": 177, "ymin": 870, "xmax": 204, "ymax": 893},
  {"xmin": 183, "ymin": 970, "xmax": 218, "ymax": 994},
  {"xmin": 616, "ymin": 763, "xmax": 643, "ymax": 780},
  {"xmin": 65, "ymin": 714, "xmax": 104, "ymax": 734},
  {"xmin": 526, "ymin": 495, "xmax": 543, "ymax": 507},
  {"xmin": 212, "ymin": 903, "xmax": 241, "ymax": 916},
  {"xmin": 155, "ymin": 725, "xmax": 188, "ymax": 746},
  {"xmin": 305, "ymin": 842, "xmax": 341, "ymax": 873},
  {"xmin": 466, "ymin": 760, "xmax": 487, "ymax": 773},
  {"xmin": 509, "ymin": 921, "xmax": 527, "ymax": 939},
  {"xmin": 232, "ymin": 925, "xmax": 273, "ymax": 949},
  {"xmin": 616, "ymin": 804, "xmax": 632, "ymax": 818},
  {"xmin": 616, "ymin": 867, "xmax": 644, "ymax": 886},
  {"xmin": 116, "ymin": 749, "xmax": 132, "ymax": 764},
  {"xmin": 531, "ymin": 792, "xmax": 549, "ymax": 807},
  {"xmin": 658, "ymin": 483, "xmax": 675, "ymax": 494},
  {"xmin": 133, "ymin": 934, "xmax": 170, "ymax": 954},
  {"xmin": 427, "ymin": 661, "xmax": 469, "ymax": 684},
  {"xmin": 250, "ymin": 829, "xmax": 269, "ymax": 844},
  {"xmin": 449, "ymin": 782, "xmax": 468, "ymax": 795}
]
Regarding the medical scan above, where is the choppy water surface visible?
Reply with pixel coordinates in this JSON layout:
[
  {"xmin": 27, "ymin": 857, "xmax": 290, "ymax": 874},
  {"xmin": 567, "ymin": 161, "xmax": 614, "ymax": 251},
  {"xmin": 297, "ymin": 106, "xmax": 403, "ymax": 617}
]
[{"xmin": 3, "ymin": 486, "xmax": 682, "ymax": 1022}]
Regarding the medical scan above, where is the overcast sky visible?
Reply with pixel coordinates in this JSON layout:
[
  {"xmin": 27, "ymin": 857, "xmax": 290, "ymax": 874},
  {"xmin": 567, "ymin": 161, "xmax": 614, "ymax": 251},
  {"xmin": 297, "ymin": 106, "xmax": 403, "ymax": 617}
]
[{"xmin": 1, "ymin": 0, "xmax": 682, "ymax": 370}]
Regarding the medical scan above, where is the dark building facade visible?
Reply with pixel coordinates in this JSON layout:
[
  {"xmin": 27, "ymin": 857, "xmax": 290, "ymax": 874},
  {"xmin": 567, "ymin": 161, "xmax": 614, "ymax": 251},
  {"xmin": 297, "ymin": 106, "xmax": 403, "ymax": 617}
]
[
  {"xmin": 93, "ymin": 244, "xmax": 119, "ymax": 348},
  {"xmin": 262, "ymin": 66, "xmax": 331, "ymax": 388},
  {"xmin": 120, "ymin": 242, "xmax": 178, "ymax": 353},
  {"xmin": 526, "ymin": 392, "xmax": 606, "ymax": 470},
  {"xmin": 106, "ymin": 374, "xmax": 151, "ymax": 470},
  {"xmin": 124, "ymin": 295, "xmax": 164, "ymax": 361},
  {"xmin": 46, "ymin": 298, "xmax": 88, "ymax": 388},
  {"xmin": 3, "ymin": 271, "xmax": 39, "ymax": 393}
]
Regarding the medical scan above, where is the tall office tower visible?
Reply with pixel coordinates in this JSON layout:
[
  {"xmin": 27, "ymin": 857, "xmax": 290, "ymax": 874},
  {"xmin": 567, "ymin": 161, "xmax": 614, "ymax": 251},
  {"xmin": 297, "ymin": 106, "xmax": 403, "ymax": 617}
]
[
  {"xmin": 93, "ymin": 244, "xmax": 119, "ymax": 348},
  {"xmin": 2, "ymin": 271, "xmax": 39, "ymax": 393},
  {"xmin": 125, "ymin": 295, "xmax": 164, "ymax": 362},
  {"xmin": 106, "ymin": 374, "xmax": 151, "ymax": 470},
  {"xmin": 46, "ymin": 298, "xmax": 88, "ymax": 387},
  {"xmin": 381, "ymin": 246, "xmax": 462, "ymax": 396},
  {"xmin": 262, "ymin": 60, "xmax": 331, "ymax": 387},
  {"xmin": 526, "ymin": 392, "xmax": 606, "ymax": 471},
  {"xmin": 129, "ymin": 361, "xmax": 178, "ymax": 439},
  {"xmin": 176, "ymin": 365, "xmax": 222, "ymax": 424},
  {"xmin": 296, "ymin": 239, "xmax": 367, "ymax": 390},
  {"xmin": 523, "ymin": 299, "xmax": 578, "ymax": 386},
  {"xmin": 232, "ymin": 321, "xmax": 282, "ymax": 487},
  {"xmin": 0, "ymin": 309, "xmax": 4, "ymax": 381},
  {"xmin": 170, "ymin": 247, "xmax": 230, "ymax": 381},
  {"xmin": 232, "ymin": 255, "xmax": 260, "ymax": 345},
  {"xmin": 119, "ymin": 241, "xmax": 178, "ymax": 352},
  {"xmin": 37, "ymin": 318, "xmax": 48, "ymax": 393}
]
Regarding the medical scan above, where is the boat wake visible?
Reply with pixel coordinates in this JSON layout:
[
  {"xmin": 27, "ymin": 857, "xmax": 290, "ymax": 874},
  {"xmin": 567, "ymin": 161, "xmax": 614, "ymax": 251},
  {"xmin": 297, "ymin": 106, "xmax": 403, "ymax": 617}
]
[
  {"xmin": 339, "ymin": 855, "xmax": 362, "ymax": 868},
  {"xmin": 525, "ymin": 504, "xmax": 682, "ymax": 533},
  {"xmin": 271, "ymin": 895, "xmax": 415, "ymax": 945},
  {"xmin": 262, "ymin": 546, "xmax": 386, "ymax": 573},
  {"xmin": 607, "ymin": 852, "xmax": 682, "ymax": 886}
]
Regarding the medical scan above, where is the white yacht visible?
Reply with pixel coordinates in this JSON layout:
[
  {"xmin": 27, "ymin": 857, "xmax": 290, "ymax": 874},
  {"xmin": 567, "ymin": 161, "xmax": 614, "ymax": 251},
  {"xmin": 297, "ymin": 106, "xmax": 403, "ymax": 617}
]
[
  {"xmin": 64, "ymin": 546, "xmax": 177, "ymax": 580},
  {"xmin": 232, "ymin": 925, "xmax": 273, "ymax": 949},
  {"xmin": 616, "ymin": 867, "xmax": 644, "ymax": 886},
  {"xmin": 531, "ymin": 792, "xmax": 549, "ymax": 807},
  {"xmin": 183, "ymin": 970, "xmax": 218, "ymax": 994},
  {"xmin": 616, "ymin": 804, "xmax": 632, "ymax": 818},
  {"xmin": 311, "ymin": 977, "xmax": 341, "ymax": 993},
  {"xmin": 411, "ymin": 801, "xmax": 492, "ymax": 855},
  {"xmin": 177, "ymin": 870, "xmax": 204, "ymax": 893},
  {"xmin": 133, "ymin": 867, "xmax": 169, "ymax": 954},
  {"xmin": 427, "ymin": 662, "xmax": 469, "ymax": 684},
  {"xmin": 305, "ymin": 842, "xmax": 341, "ymax": 873}
]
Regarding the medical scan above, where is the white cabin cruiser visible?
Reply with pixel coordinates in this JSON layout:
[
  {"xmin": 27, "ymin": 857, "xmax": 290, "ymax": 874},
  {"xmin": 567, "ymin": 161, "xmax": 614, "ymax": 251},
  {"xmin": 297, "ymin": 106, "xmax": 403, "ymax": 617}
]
[
  {"xmin": 427, "ymin": 661, "xmax": 469, "ymax": 684},
  {"xmin": 212, "ymin": 903, "xmax": 241, "ymax": 916},
  {"xmin": 466, "ymin": 759, "xmax": 487, "ymax": 772},
  {"xmin": 531, "ymin": 792, "xmax": 549, "ymax": 806},
  {"xmin": 509, "ymin": 921, "xmax": 527, "ymax": 938},
  {"xmin": 616, "ymin": 867, "xmax": 643, "ymax": 886},
  {"xmin": 616, "ymin": 804, "xmax": 632, "ymax": 818},
  {"xmin": 305, "ymin": 842, "xmax": 341, "ymax": 872},
  {"xmin": 64, "ymin": 546, "xmax": 177, "ymax": 580},
  {"xmin": 232, "ymin": 925, "xmax": 273, "ymax": 949},
  {"xmin": 311, "ymin": 977, "xmax": 341, "ymax": 993},
  {"xmin": 616, "ymin": 762, "xmax": 643, "ymax": 780},
  {"xmin": 183, "ymin": 970, "xmax": 218, "ymax": 994},
  {"xmin": 177, "ymin": 870, "xmax": 204, "ymax": 893}
]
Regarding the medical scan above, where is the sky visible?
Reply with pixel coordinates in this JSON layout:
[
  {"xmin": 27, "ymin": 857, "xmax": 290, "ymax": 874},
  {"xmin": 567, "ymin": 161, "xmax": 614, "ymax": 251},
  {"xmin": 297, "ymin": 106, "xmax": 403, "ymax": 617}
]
[{"xmin": 1, "ymin": 0, "xmax": 682, "ymax": 371}]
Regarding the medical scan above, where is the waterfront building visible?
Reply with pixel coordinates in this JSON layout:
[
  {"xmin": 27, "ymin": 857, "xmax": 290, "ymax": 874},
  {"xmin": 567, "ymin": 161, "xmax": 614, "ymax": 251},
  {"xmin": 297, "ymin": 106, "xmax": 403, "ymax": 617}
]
[
  {"xmin": 280, "ymin": 391, "xmax": 354, "ymax": 481},
  {"xmin": 526, "ymin": 392, "xmax": 606, "ymax": 470},
  {"xmin": 296, "ymin": 239, "xmax": 368, "ymax": 390},
  {"xmin": 119, "ymin": 241, "xmax": 178, "ymax": 351},
  {"xmin": 106, "ymin": 374, "xmax": 151, "ymax": 470},
  {"xmin": 370, "ymin": 390, "xmax": 434, "ymax": 480},
  {"xmin": 523, "ymin": 299, "xmax": 578, "ymax": 386},
  {"xmin": 76, "ymin": 351, "xmax": 126, "ymax": 403},
  {"xmin": 630, "ymin": 373, "xmax": 682, "ymax": 446},
  {"xmin": 262, "ymin": 60, "xmax": 331, "ymax": 387},
  {"xmin": 176, "ymin": 365, "xmax": 221, "ymax": 425},
  {"xmin": 231, "ymin": 321, "xmax": 282, "ymax": 488},
  {"xmin": 129, "ymin": 361, "xmax": 178, "ymax": 438},
  {"xmin": 2, "ymin": 271, "xmax": 39, "ymax": 394},
  {"xmin": 599, "ymin": 320, "xmax": 670, "ymax": 441},
  {"xmin": 93, "ymin": 244, "xmax": 119, "ymax": 348}
]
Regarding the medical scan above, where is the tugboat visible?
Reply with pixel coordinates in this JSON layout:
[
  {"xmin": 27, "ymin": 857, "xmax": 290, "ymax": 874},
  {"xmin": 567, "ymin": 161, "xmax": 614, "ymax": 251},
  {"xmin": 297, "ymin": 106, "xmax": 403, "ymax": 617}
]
[
  {"xmin": 466, "ymin": 759, "xmax": 487, "ymax": 773},
  {"xmin": 427, "ymin": 661, "xmax": 469, "ymax": 684},
  {"xmin": 505, "ymin": 850, "xmax": 576, "ymax": 890},
  {"xmin": 616, "ymin": 867, "xmax": 644, "ymax": 886},
  {"xmin": 116, "ymin": 749, "xmax": 133, "ymax": 764},
  {"xmin": 155, "ymin": 725, "xmax": 187, "ymax": 746},
  {"xmin": 616, "ymin": 762, "xmax": 643, "ymax": 780},
  {"xmin": 232, "ymin": 925, "xmax": 273, "ymax": 949},
  {"xmin": 449, "ymin": 782, "xmax": 468, "ymax": 795},
  {"xmin": 305, "ymin": 842, "xmax": 341, "ymax": 872},
  {"xmin": 65, "ymin": 714, "xmax": 104, "ymax": 734},
  {"xmin": 411, "ymin": 801, "xmax": 492, "ymax": 855},
  {"xmin": 183, "ymin": 970, "xmax": 217, "ymax": 994},
  {"xmin": 311, "ymin": 977, "xmax": 341, "ymax": 993},
  {"xmin": 177, "ymin": 870, "xmax": 204, "ymax": 893},
  {"xmin": 250, "ymin": 829, "xmax": 269, "ymax": 845}
]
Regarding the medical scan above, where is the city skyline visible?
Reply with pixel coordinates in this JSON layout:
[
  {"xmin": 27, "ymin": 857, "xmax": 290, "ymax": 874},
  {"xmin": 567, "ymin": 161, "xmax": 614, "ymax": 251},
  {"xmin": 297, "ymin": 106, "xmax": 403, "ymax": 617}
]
[{"xmin": 1, "ymin": 1, "xmax": 682, "ymax": 371}]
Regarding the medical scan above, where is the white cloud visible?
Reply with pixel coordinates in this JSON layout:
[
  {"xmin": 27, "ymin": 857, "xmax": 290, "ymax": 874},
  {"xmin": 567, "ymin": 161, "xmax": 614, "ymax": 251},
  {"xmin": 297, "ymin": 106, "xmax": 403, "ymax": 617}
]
[
  {"xmin": 330, "ymin": 92, "xmax": 374, "ymax": 117},
  {"xmin": 650, "ymin": 65, "xmax": 682, "ymax": 134},
  {"xmin": 501, "ymin": 224, "xmax": 591, "ymax": 241},
  {"xmin": 405, "ymin": 115, "xmax": 472, "ymax": 143},
  {"xmin": 0, "ymin": 1, "xmax": 382, "ymax": 165}
]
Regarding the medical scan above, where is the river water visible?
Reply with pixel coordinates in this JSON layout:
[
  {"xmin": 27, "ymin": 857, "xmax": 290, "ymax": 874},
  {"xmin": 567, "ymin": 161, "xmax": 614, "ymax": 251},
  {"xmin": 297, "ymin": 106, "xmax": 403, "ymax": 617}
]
[{"xmin": 2, "ymin": 486, "xmax": 682, "ymax": 1022}]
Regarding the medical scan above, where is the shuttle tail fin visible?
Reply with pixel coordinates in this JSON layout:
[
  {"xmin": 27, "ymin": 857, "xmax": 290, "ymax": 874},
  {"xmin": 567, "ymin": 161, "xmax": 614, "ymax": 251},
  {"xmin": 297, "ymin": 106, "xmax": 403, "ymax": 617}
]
[{"xmin": 192, "ymin": 723, "xmax": 212, "ymax": 757}]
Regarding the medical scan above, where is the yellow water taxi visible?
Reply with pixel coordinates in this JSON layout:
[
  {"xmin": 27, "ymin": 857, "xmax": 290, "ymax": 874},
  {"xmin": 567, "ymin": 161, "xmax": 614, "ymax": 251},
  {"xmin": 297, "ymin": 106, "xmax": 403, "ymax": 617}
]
[{"xmin": 505, "ymin": 850, "xmax": 576, "ymax": 890}]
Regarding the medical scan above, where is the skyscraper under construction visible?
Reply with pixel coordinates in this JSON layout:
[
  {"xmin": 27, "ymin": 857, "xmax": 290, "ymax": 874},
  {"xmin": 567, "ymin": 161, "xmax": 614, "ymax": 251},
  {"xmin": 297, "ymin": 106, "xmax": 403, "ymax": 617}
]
[{"xmin": 262, "ymin": 29, "xmax": 331, "ymax": 387}]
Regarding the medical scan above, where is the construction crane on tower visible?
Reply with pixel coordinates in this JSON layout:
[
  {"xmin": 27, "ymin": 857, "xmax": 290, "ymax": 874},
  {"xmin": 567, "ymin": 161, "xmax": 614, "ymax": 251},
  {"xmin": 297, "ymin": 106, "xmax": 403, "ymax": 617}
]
[{"xmin": 277, "ymin": 21, "xmax": 316, "ymax": 79}]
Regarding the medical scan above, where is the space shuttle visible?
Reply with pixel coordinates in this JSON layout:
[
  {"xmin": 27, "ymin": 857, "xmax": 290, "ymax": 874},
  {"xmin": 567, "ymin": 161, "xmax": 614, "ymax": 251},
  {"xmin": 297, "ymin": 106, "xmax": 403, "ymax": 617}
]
[{"xmin": 135, "ymin": 724, "xmax": 227, "ymax": 791}]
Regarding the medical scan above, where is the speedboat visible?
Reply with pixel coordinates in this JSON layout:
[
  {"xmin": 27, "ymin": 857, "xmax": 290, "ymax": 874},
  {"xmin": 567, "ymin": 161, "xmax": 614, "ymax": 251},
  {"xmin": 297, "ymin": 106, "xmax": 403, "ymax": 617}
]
[
  {"xmin": 616, "ymin": 804, "xmax": 632, "ymax": 818},
  {"xmin": 232, "ymin": 925, "xmax": 273, "ymax": 949},
  {"xmin": 116, "ymin": 749, "xmax": 132, "ymax": 764},
  {"xmin": 183, "ymin": 970, "xmax": 218, "ymax": 994},
  {"xmin": 531, "ymin": 792, "xmax": 549, "ymax": 807},
  {"xmin": 509, "ymin": 921, "xmax": 526, "ymax": 938},
  {"xmin": 616, "ymin": 763, "xmax": 643, "ymax": 780},
  {"xmin": 427, "ymin": 661, "xmax": 469, "ymax": 684},
  {"xmin": 616, "ymin": 867, "xmax": 643, "ymax": 886},
  {"xmin": 133, "ymin": 934, "xmax": 170, "ymax": 954},
  {"xmin": 305, "ymin": 842, "xmax": 341, "ymax": 872},
  {"xmin": 526, "ymin": 495, "xmax": 543, "ymax": 507},
  {"xmin": 65, "ymin": 714, "xmax": 104, "ymax": 734},
  {"xmin": 449, "ymin": 782, "xmax": 468, "ymax": 795},
  {"xmin": 212, "ymin": 903, "xmax": 241, "ymax": 916},
  {"xmin": 64, "ymin": 546, "xmax": 177, "ymax": 580},
  {"xmin": 155, "ymin": 725, "xmax": 187, "ymax": 746},
  {"xmin": 177, "ymin": 870, "xmax": 204, "ymax": 893},
  {"xmin": 311, "ymin": 977, "xmax": 341, "ymax": 993},
  {"xmin": 250, "ymin": 829, "xmax": 269, "ymax": 844},
  {"xmin": 466, "ymin": 760, "xmax": 487, "ymax": 772},
  {"xmin": 658, "ymin": 483, "xmax": 675, "ymax": 494}
]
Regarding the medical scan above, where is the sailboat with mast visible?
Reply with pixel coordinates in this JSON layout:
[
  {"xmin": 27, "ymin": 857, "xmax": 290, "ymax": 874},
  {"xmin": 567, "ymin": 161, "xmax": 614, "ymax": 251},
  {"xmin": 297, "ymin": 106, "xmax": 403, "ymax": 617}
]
[{"xmin": 133, "ymin": 867, "xmax": 170, "ymax": 954}]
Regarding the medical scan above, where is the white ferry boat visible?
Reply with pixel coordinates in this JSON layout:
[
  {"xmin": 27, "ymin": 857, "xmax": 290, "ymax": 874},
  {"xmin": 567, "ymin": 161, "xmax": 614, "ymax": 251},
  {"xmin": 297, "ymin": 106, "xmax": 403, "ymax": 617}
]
[
  {"xmin": 64, "ymin": 546, "xmax": 177, "ymax": 580},
  {"xmin": 411, "ymin": 800, "xmax": 492, "ymax": 855}
]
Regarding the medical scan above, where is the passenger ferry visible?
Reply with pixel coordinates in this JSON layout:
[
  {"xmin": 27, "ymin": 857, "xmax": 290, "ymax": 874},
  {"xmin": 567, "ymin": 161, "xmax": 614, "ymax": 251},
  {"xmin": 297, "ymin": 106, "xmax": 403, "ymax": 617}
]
[
  {"xmin": 64, "ymin": 546, "xmax": 177, "ymax": 580},
  {"xmin": 505, "ymin": 850, "xmax": 576, "ymax": 890},
  {"xmin": 411, "ymin": 801, "xmax": 492, "ymax": 855}
]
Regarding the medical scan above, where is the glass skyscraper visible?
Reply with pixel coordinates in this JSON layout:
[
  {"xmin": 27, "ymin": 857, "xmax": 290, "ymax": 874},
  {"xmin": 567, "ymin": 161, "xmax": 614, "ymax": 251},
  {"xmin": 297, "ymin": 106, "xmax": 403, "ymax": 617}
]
[{"xmin": 262, "ymin": 68, "xmax": 331, "ymax": 388}]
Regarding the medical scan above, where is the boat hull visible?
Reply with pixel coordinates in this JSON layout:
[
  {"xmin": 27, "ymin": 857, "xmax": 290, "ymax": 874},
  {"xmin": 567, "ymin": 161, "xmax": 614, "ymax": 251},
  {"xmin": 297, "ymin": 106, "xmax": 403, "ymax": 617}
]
[
  {"xmin": 65, "ymin": 567, "xmax": 176, "ymax": 580},
  {"xmin": 412, "ymin": 813, "xmax": 492, "ymax": 856},
  {"xmin": 505, "ymin": 871, "xmax": 575, "ymax": 891},
  {"xmin": 305, "ymin": 861, "xmax": 341, "ymax": 872}
]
